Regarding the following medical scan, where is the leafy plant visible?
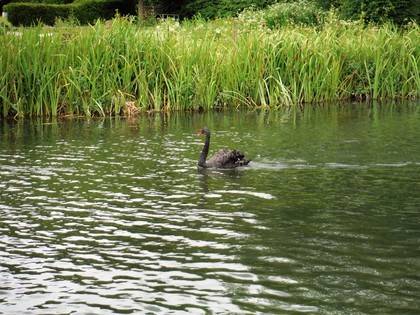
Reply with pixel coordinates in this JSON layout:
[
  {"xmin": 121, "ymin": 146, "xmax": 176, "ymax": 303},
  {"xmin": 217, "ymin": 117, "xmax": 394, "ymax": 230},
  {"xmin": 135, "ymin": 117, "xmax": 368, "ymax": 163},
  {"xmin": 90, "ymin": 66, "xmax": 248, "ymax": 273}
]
[
  {"xmin": 0, "ymin": 17, "xmax": 418, "ymax": 117},
  {"xmin": 0, "ymin": 16, "xmax": 12, "ymax": 34},
  {"xmin": 240, "ymin": 0, "xmax": 325, "ymax": 28}
]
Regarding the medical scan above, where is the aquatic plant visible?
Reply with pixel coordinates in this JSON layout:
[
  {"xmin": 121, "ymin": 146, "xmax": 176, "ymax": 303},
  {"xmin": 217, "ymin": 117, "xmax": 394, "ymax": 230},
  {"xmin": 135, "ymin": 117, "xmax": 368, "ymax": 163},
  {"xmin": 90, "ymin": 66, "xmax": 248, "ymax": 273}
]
[{"xmin": 0, "ymin": 17, "xmax": 419, "ymax": 117}]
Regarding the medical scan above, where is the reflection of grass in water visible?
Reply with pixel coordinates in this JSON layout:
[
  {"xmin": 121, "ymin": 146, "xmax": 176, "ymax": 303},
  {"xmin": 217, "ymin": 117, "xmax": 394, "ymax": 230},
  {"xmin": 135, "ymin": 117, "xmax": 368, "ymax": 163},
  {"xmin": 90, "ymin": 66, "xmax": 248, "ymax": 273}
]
[{"xmin": 0, "ymin": 17, "xmax": 419, "ymax": 117}]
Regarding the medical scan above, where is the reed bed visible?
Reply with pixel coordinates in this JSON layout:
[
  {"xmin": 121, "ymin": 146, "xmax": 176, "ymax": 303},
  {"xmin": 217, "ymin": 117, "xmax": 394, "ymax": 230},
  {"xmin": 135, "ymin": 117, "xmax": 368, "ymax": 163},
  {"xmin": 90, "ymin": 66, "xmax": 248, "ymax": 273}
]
[{"xmin": 0, "ymin": 17, "xmax": 419, "ymax": 117}]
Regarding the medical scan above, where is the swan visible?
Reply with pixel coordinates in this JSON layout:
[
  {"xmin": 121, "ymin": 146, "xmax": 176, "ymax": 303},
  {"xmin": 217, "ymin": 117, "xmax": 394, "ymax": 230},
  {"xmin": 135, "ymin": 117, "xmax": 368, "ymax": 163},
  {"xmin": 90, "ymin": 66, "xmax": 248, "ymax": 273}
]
[{"xmin": 197, "ymin": 127, "xmax": 250, "ymax": 169}]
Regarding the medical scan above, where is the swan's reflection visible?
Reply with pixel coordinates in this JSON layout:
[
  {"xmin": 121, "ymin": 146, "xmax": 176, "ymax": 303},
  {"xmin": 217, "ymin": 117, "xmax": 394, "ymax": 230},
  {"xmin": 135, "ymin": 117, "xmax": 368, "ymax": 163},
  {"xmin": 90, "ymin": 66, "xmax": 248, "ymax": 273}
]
[{"xmin": 197, "ymin": 167, "xmax": 244, "ymax": 195}]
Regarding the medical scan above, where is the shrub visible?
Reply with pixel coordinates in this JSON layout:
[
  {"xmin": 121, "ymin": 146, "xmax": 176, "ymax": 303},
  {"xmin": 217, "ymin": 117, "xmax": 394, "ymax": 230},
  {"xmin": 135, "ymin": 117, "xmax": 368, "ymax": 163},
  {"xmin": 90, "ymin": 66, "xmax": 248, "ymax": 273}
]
[
  {"xmin": 10, "ymin": 0, "xmax": 73, "ymax": 4},
  {"xmin": 4, "ymin": 2, "xmax": 71, "ymax": 25},
  {"xmin": 4, "ymin": 0, "xmax": 132, "ymax": 26},
  {"xmin": 239, "ymin": 1, "xmax": 325, "ymax": 28},
  {"xmin": 179, "ymin": 0, "xmax": 278, "ymax": 19},
  {"xmin": 315, "ymin": 0, "xmax": 420, "ymax": 25},
  {"xmin": 341, "ymin": 0, "xmax": 419, "ymax": 24},
  {"xmin": 264, "ymin": 1, "xmax": 324, "ymax": 27},
  {"xmin": 0, "ymin": 0, "xmax": 12, "ymax": 11},
  {"xmin": 71, "ymin": 0, "xmax": 128, "ymax": 24}
]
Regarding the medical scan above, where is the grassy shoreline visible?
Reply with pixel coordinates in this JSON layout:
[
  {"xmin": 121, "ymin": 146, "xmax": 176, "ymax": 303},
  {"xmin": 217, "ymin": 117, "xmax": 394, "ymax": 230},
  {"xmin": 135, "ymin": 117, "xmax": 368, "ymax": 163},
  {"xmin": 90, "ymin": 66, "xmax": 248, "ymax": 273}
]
[{"xmin": 1, "ymin": 17, "xmax": 419, "ymax": 117}]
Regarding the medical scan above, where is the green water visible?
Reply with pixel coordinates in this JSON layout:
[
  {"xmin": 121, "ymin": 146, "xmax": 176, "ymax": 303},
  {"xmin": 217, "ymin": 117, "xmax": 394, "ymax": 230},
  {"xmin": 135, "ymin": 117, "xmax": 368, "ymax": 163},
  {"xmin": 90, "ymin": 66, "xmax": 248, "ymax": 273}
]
[{"xmin": 1, "ymin": 103, "xmax": 420, "ymax": 314}]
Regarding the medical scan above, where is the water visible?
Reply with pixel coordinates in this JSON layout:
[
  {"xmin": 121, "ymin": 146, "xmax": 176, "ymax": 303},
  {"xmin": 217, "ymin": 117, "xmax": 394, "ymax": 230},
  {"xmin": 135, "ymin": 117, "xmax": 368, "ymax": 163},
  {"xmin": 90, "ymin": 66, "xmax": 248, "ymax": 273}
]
[{"xmin": 1, "ymin": 103, "xmax": 420, "ymax": 314}]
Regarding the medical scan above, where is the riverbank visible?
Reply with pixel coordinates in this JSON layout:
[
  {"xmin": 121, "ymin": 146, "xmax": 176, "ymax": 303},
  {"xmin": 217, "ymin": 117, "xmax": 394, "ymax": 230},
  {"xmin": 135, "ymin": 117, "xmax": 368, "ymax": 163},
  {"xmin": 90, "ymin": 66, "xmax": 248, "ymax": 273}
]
[{"xmin": 1, "ymin": 17, "xmax": 419, "ymax": 117}]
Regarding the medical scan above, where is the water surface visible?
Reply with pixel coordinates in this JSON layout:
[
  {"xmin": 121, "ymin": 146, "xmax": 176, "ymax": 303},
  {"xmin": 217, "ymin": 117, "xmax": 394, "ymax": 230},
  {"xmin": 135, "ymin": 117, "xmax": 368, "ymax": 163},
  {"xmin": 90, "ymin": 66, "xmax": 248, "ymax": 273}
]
[{"xmin": 1, "ymin": 103, "xmax": 420, "ymax": 314}]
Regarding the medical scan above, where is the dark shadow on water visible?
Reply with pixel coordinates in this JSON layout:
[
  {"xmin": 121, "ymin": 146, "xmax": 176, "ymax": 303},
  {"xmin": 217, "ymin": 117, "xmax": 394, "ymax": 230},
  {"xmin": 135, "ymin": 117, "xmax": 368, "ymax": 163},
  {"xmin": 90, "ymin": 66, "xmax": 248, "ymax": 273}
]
[
  {"xmin": 197, "ymin": 167, "xmax": 244, "ymax": 193},
  {"xmin": 197, "ymin": 167, "xmax": 244, "ymax": 177}
]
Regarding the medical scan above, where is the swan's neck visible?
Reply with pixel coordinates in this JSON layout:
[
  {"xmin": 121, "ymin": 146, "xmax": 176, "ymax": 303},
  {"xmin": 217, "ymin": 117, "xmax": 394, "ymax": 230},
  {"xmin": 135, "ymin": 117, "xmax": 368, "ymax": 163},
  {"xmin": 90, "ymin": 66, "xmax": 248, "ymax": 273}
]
[{"xmin": 198, "ymin": 132, "xmax": 210, "ymax": 167}]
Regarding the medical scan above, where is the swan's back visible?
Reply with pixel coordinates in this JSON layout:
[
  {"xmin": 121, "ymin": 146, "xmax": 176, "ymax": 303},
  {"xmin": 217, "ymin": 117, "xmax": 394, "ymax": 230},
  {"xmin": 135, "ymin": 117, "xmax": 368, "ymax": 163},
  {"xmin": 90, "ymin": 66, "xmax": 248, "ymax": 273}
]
[{"xmin": 206, "ymin": 149, "xmax": 250, "ymax": 169}]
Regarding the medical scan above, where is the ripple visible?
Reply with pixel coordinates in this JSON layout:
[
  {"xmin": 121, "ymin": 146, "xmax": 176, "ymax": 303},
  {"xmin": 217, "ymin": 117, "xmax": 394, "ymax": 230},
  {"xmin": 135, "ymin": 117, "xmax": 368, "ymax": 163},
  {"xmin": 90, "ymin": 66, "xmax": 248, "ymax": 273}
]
[
  {"xmin": 2, "ymin": 110, "xmax": 420, "ymax": 314},
  {"xmin": 215, "ymin": 190, "xmax": 275, "ymax": 200},
  {"xmin": 259, "ymin": 256, "xmax": 296, "ymax": 264}
]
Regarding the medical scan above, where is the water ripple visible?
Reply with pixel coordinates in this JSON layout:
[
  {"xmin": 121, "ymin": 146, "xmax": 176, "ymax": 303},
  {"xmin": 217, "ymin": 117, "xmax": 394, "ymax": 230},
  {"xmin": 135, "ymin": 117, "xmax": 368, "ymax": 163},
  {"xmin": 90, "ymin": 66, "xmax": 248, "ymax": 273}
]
[{"xmin": 1, "ymin": 109, "xmax": 420, "ymax": 314}]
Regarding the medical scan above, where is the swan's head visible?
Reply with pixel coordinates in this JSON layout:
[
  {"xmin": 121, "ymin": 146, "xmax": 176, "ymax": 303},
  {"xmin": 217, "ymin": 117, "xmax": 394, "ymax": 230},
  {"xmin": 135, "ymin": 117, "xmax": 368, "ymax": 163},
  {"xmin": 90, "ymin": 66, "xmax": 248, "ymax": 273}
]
[{"xmin": 198, "ymin": 127, "xmax": 211, "ymax": 136}]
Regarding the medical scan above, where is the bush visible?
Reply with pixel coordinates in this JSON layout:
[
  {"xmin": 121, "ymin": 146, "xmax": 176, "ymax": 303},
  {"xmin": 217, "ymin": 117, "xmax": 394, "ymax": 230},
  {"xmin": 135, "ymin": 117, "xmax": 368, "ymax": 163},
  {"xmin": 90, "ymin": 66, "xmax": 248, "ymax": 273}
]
[
  {"xmin": 4, "ymin": 2, "xmax": 71, "ymax": 25},
  {"xmin": 176, "ymin": 0, "xmax": 419, "ymax": 25},
  {"xmin": 0, "ymin": 0, "xmax": 12, "ymax": 11},
  {"xmin": 264, "ymin": 1, "xmax": 324, "ymax": 27},
  {"xmin": 72, "ymin": 0, "xmax": 128, "ymax": 24},
  {"xmin": 4, "ymin": 0, "xmax": 133, "ymax": 26},
  {"xmin": 239, "ymin": 1, "xmax": 325, "ymax": 28},
  {"xmin": 179, "ymin": 0, "xmax": 278, "ymax": 19},
  {"xmin": 10, "ymin": 0, "xmax": 73, "ymax": 4},
  {"xmin": 315, "ymin": 0, "xmax": 420, "ymax": 25},
  {"xmin": 342, "ymin": 0, "xmax": 419, "ymax": 24}
]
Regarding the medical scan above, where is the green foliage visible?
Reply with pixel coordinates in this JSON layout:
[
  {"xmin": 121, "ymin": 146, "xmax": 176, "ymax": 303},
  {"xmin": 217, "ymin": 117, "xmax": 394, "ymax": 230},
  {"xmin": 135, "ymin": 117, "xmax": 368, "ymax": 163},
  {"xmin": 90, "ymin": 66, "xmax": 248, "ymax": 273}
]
[
  {"xmin": 315, "ymin": 0, "xmax": 339, "ymax": 9},
  {"xmin": 0, "ymin": 1, "xmax": 7, "ymax": 9},
  {"xmin": 0, "ymin": 0, "xmax": 12, "ymax": 11},
  {"xmin": 71, "ymin": 0, "xmax": 129, "ymax": 24},
  {"xmin": 5, "ymin": 2, "xmax": 71, "ymax": 25},
  {"xmin": 0, "ymin": 16, "xmax": 12, "ymax": 34},
  {"xmin": 3, "ymin": 0, "xmax": 132, "ymax": 26},
  {"xmin": 172, "ymin": 0, "xmax": 419, "ymax": 24},
  {"xmin": 113, "ymin": 0, "xmax": 136, "ymax": 15},
  {"xmin": 3, "ymin": 0, "xmax": 418, "ymax": 25},
  {"xmin": 0, "ymin": 18, "xmax": 418, "ymax": 117},
  {"xmin": 178, "ymin": 0, "xmax": 278, "ymax": 19},
  {"xmin": 154, "ymin": 0, "xmax": 184, "ymax": 14},
  {"xmin": 315, "ymin": 0, "xmax": 420, "ymax": 24},
  {"xmin": 240, "ymin": 0, "xmax": 325, "ymax": 29},
  {"xmin": 10, "ymin": 0, "xmax": 73, "ymax": 4}
]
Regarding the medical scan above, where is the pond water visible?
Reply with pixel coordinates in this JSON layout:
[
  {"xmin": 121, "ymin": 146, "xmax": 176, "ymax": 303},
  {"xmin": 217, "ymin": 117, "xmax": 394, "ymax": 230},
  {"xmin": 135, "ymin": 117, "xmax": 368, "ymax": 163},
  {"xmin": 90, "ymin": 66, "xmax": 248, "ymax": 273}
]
[{"xmin": 1, "ymin": 103, "xmax": 420, "ymax": 314}]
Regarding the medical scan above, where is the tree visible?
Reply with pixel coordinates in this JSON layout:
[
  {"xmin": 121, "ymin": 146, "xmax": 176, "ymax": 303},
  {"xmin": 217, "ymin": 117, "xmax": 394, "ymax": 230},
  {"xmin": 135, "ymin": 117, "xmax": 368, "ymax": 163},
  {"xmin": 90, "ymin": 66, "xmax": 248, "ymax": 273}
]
[
  {"xmin": 316, "ymin": 0, "xmax": 419, "ymax": 24},
  {"xmin": 0, "ymin": 0, "xmax": 13, "ymax": 11}
]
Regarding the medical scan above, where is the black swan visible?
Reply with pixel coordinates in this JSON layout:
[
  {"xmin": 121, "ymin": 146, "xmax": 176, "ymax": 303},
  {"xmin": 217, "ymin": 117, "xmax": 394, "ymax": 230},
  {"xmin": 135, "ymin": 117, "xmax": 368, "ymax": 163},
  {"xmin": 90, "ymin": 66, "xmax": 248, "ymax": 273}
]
[{"xmin": 197, "ymin": 127, "xmax": 250, "ymax": 169}]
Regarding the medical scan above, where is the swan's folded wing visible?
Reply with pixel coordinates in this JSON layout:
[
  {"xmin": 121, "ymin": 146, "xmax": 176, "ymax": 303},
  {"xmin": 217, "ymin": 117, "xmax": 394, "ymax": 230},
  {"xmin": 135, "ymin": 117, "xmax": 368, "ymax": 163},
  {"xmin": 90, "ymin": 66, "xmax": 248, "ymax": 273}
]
[{"xmin": 206, "ymin": 149, "xmax": 249, "ymax": 168}]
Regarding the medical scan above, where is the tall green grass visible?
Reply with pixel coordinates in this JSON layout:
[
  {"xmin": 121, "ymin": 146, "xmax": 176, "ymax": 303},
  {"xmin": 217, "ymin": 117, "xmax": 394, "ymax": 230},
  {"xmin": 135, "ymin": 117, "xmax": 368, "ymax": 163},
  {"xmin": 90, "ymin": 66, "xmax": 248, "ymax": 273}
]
[{"xmin": 0, "ymin": 17, "xmax": 419, "ymax": 117}]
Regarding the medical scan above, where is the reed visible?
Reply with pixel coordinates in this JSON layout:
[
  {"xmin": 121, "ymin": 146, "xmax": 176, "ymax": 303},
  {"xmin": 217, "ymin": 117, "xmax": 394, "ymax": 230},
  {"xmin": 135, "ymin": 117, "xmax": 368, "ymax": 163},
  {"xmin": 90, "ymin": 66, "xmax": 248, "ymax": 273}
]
[{"xmin": 0, "ymin": 17, "xmax": 418, "ymax": 117}]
